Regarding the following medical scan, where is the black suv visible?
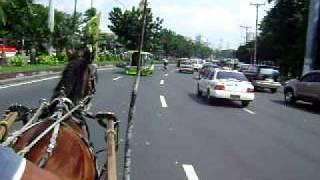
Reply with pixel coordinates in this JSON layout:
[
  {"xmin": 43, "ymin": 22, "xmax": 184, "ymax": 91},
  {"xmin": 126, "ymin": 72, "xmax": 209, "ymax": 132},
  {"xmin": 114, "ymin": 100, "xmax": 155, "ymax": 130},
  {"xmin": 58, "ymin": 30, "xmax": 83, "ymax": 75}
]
[{"xmin": 243, "ymin": 65, "xmax": 281, "ymax": 93}]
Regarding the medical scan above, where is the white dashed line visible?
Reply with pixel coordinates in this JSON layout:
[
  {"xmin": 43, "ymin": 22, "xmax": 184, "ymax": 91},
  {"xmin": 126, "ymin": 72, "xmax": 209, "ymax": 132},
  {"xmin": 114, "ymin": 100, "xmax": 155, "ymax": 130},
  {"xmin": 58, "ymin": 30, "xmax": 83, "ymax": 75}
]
[
  {"xmin": 182, "ymin": 164, "xmax": 199, "ymax": 180},
  {"xmin": 0, "ymin": 76, "xmax": 60, "ymax": 90},
  {"xmin": 0, "ymin": 67, "xmax": 114, "ymax": 90},
  {"xmin": 160, "ymin": 80, "xmax": 164, "ymax": 85},
  {"xmin": 97, "ymin": 67, "xmax": 114, "ymax": 71},
  {"xmin": 113, "ymin": 76, "xmax": 122, "ymax": 81},
  {"xmin": 160, "ymin": 95, "xmax": 168, "ymax": 108},
  {"xmin": 164, "ymin": 74, "xmax": 169, "ymax": 77},
  {"xmin": 243, "ymin": 108, "xmax": 256, "ymax": 115}
]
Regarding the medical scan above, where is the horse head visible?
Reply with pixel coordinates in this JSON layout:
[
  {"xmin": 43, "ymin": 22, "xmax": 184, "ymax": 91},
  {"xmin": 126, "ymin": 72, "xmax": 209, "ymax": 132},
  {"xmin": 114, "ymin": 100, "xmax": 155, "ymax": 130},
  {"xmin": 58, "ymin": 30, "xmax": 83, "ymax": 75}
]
[{"xmin": 51, "ymin": 48, "xmax": 98, "ymax": 111}]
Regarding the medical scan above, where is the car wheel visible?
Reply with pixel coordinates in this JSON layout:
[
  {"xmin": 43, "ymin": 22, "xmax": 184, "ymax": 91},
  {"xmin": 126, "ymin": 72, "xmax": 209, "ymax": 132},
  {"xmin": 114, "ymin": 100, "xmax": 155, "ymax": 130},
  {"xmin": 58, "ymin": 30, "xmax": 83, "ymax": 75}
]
[
  {"xmin": 270, "ymin": 88, "xmax": 277, "ymax": 94},
  {"xmin": 197, "ymin": 84, "xmax": 202, "ymax": 96},
  {"xmin": 206, "ymin": 89, "xmax": 212, "ymax": 104},
  {"xmin": 241, "ymin": 101, "xmax": 250, "ymax": 107},
  {"xmin": 284, "ymin": 89, "xmax": 296, "ymax": 105},
  {"xmin": 313, "ymin": 102, "xmax": 320, "ymax": 108}
]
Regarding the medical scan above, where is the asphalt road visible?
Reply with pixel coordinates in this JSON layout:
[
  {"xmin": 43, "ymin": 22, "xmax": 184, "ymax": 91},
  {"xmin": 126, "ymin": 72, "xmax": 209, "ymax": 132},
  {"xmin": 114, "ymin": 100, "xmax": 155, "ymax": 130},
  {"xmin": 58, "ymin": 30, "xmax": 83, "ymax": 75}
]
[{"xmin": 1, "ymin": 65, "xmax": 320, "ymax": 180}]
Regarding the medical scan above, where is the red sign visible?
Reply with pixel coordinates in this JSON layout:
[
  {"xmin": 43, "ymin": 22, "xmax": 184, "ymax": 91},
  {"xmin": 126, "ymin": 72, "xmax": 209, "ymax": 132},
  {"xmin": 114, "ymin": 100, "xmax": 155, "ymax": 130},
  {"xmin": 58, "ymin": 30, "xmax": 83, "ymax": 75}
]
[{"xmin": 0, "ymin": 46, "xmax": 17, "ymax": 53}]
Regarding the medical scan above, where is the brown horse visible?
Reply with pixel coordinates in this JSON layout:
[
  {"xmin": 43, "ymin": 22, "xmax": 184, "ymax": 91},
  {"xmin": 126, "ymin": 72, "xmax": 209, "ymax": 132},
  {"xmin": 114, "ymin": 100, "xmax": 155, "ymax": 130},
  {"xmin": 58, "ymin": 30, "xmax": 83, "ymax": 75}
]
[{"xmin": 11, "ymin": 49, "xmax": 98, "ymax": 180}]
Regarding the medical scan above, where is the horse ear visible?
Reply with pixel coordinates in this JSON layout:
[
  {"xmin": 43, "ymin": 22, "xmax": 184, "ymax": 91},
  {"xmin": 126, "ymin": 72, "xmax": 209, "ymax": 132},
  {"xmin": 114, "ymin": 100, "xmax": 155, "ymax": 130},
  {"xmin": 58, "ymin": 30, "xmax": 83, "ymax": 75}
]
[{"xmin": 67, "ymin": 48, "xmax": 76, "ymax": 61}]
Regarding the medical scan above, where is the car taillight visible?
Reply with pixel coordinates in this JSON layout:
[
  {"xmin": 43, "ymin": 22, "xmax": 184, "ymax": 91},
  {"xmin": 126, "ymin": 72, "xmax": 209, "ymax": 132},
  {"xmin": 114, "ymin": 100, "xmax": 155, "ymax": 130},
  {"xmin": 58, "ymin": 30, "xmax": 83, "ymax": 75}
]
[
  {"xmin": 247, "ymin": 88, "xmax": 255, "ymax": 93},
  {"xmin": 214, "ymin": 85, "xmax": 225, "ymax": 90}
]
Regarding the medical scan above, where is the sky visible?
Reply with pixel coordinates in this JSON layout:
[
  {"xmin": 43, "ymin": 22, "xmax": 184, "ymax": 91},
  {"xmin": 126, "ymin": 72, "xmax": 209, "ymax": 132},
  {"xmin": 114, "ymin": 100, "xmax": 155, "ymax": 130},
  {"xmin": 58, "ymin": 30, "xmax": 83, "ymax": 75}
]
[{"xmin": 36, "ymin": 0, "xmax": 273, "ymax": 50}]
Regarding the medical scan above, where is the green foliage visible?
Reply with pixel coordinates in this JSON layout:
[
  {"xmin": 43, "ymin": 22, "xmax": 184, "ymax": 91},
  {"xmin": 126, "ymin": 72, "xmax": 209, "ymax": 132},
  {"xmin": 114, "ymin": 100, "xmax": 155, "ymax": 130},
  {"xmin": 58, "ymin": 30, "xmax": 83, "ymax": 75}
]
[
  {"xmin": 1, "ymin": 0, "xmax": 82, "ymax": 53},
  {"xmin": 236, "ymin": 42, "xmax": 254, "ymax": 62},
  {"xmin": 37, "ymin": 55, "xmax": 59, "ymax": 65},
  {"xmin": 236, "ymin": 0, "xmax": 309, "ymax": 76},
  {"xmin": 108, "ymin": 6, "xmax": 163, "ymax": 50},
  {"xmin": 98, "ymin": 33, "xmax": 121, "ymax": 52},
  {"xmin": 216, "ymin": 49, "xmax": 236, "ymax": 59},
  {"xmin": 9, "ymin": 55, "xmax": 27, "ymax": 67},
  {"xmin": 97, "ymin": 54, "xmax": 121, "ymax": 62},
  {"xmin": 84, "ymin": 12, "xmax": 101, "ymax": 45},
  {"xmin": 56, "ymin": 51, "xmax": 68, "ymax": 62},
  {"xmin": 155, "ymin": 29, "xmax": 214, "ymax": 58}
]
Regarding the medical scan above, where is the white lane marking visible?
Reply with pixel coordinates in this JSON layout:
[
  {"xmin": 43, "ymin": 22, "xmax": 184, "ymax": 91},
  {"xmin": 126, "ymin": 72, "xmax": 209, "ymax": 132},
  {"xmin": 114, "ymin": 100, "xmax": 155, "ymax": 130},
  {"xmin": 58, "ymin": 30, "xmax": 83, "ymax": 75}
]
[
  {"xmin": 0, "ymin": 76, "xmax": 60, "ymax": 90},
  {"xmin": 160, "ymin": 79, "xmax": 164, "ymax": 85},
  {"xmin": 182, "ymin": 164, "xmax": 199, "ymax": 180},
  {"xmin": 164, "ymin": 74, "xmax": 169, "ymax": 77},
  {"xmin": 113, "ymin": 76, "xmax": 122, "ymax": 81},
  {"xmin": 0, "ymin": 67, "xmax": 114, "ymax": 90},
  {"xmin": 97, "ymin": 67, "xmax": 113, "ymax": 71},
  {"xmin": 243, "ymin": 108, "xmax": 256, "ymax": 115},
  {"xmin": 160, "ymin": 95, "xmax": 168, "ymax": 108}
]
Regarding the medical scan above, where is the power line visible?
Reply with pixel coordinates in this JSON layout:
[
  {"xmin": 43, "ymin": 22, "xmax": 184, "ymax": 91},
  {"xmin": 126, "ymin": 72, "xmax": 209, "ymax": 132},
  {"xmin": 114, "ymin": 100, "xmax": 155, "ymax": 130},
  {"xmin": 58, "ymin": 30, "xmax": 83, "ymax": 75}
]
[{"xmin": 250, "ymin": 2, "xmax": 265, "ymax": 65}]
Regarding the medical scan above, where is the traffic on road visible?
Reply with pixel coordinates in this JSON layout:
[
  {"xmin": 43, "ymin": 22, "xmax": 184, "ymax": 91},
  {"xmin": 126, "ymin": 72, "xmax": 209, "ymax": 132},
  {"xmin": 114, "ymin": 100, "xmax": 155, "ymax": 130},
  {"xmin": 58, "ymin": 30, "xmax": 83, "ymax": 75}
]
[
  {"xmin": 0, "ymin": 0, "xmax": 319, "ymax": 180},
  {"xmin": 1, "ymin": 63, "xmax": 320, "ymax": 179}
]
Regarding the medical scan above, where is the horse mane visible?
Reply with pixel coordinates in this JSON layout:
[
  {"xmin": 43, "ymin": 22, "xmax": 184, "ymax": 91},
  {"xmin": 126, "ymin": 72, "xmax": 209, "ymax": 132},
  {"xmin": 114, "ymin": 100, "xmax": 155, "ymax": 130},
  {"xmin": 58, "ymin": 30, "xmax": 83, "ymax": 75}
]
[{"xmin": 52, "ymin": 49, "xmax": 92, "ymax": 104}]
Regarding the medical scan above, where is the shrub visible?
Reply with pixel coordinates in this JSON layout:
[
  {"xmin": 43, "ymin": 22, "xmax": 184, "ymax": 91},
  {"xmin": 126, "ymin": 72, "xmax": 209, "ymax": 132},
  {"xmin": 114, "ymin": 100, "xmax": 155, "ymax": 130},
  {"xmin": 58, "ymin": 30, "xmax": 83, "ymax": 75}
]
[
  {"xmin": 37, "ymin": 55, "xmax": 59, "ymax": 65},
  {"xmin": 97, "ymin": 54, "xmax": 122, "ymax": 62},
  {"xmin": 9, "ymin": 55, "xmax": 27, "ymax": 67},
  {"xmin": 56, "ymin": 51, "xmax": 68, "ymax": 62}
]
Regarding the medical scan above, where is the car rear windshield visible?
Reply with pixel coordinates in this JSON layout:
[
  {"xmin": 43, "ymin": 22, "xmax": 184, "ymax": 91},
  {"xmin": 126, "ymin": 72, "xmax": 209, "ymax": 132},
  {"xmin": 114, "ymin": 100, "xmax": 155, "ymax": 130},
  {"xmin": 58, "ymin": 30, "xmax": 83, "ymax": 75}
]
[
  {"xmin": 217, "ymin": 72, "xmax": 248, "ymax": 81},
  {"xmin": 182, "ymin": 61, "xmax": 192, "ymax": 65},
  {"xmin": 260, "ymin": 68, "xmax": 280, "ymax": 75}
]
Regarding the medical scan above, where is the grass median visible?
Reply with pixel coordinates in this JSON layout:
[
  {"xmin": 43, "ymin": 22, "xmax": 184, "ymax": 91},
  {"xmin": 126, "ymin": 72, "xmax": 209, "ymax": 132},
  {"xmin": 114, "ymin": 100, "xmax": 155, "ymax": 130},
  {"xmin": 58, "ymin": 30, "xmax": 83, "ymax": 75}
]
[
  {"xmin": 0, "ymin": 64, "xmax": 66, "ymax": 75},
  {"xmin": 0, "ymin": 60, "xmax": 125, "ymax": 75}
]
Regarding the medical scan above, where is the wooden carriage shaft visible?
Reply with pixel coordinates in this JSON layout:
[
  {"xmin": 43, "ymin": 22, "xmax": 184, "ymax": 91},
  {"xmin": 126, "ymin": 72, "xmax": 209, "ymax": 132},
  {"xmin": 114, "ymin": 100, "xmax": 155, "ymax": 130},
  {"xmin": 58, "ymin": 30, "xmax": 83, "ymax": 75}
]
[
  {"xmin": 107, "ymin": 119, "xmax": 117, "ymax": 180},
  {"xmin": 0, "ymin": 112, "xmax": 18, "ymax": 141}
]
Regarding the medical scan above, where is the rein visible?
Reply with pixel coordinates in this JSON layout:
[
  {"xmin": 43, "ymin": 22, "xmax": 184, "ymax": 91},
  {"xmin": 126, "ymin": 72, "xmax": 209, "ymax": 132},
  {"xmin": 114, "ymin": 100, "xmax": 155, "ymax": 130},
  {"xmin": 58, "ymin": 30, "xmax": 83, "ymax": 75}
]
[
  {"xmin": 17, "ymin": 95, "xmax": 92, "ymax": 156},
  {"xmin": 4, "ymin": 95, "xmax": 94, "ymax": 166}
]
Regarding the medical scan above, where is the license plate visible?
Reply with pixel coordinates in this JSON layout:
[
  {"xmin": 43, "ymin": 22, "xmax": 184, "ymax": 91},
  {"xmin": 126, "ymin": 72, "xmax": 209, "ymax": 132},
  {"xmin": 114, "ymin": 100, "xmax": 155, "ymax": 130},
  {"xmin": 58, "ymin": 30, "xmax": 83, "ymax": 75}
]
[{"xmin": 230, "ymin": 95, "xmax": 240, "ymax": 100}]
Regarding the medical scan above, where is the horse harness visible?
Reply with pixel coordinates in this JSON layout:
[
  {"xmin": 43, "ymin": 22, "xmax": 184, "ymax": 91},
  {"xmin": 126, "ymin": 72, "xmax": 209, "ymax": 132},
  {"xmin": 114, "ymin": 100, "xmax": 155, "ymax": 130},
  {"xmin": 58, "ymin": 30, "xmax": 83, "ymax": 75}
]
[{"xmin": 4, "ymin": 64, "xmax": 99, "ymax": 169}]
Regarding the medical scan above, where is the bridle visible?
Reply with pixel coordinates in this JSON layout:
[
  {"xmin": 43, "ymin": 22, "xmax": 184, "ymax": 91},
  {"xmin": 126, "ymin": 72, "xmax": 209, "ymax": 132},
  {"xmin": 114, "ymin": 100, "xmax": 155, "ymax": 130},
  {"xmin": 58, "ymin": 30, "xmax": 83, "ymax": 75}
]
[{"xmin": 3, "ymin": 63, "xmax": 99, "ymax": 168}]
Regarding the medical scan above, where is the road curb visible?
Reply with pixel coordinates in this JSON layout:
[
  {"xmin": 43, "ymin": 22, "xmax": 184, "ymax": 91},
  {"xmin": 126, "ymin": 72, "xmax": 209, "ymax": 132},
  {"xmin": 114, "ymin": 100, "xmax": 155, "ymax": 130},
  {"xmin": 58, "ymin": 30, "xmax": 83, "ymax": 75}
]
[{"xmin": 0, "ymin": 65, "xmax": 115, "ymax": 86}]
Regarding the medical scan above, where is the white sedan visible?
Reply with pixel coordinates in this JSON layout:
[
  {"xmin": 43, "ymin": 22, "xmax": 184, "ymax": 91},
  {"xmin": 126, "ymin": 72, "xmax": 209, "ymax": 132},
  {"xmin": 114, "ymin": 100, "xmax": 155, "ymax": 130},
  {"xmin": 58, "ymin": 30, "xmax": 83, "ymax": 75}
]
[{"xmin": 197, "ymin": 69, "xmax": 255, "ymax": 107}]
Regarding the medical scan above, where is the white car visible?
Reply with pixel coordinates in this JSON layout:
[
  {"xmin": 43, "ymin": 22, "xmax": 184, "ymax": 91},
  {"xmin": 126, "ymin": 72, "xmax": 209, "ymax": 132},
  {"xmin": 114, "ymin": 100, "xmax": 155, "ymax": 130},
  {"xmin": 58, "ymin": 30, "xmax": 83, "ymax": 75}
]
[
  {"xmin": 192, "ymin": 59, "xmax": 205, "ymax": 71},
  {"xmin": 197, "ymin": 69, "xmax": 255, "ymax": 107}
]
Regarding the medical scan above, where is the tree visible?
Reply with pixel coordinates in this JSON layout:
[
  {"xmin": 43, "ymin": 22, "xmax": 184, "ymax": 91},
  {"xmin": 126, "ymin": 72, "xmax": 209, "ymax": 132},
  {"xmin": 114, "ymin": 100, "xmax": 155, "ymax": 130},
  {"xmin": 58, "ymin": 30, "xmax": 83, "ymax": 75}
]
[
  {"xmin": 98, "ymin": 33, "xmax": 121, "ymax": 53},
  {"xmin": 0, "ymin": 0, "xmax": 14, "ymax": 26},
  {"xmin": 192, "ymin": 36, "xmax": 214, "ymax": 59},
  {"xmin": 1, "ymin": 1, "xmax": 83, "ymax": 56},
  {"xmin": 108, "ymin": 6, "xmax": 163, "ymax": 50},
  {"xmin": 258, "ymin": 0, "xmax": 309, "ymax": 76},
  {"xmin": 216, "ymin": 49, "xmax": 236, "ymax": 59},
  {"xmin": 236, "ymin": 41, "xmax": 254, "ymax": 63}
]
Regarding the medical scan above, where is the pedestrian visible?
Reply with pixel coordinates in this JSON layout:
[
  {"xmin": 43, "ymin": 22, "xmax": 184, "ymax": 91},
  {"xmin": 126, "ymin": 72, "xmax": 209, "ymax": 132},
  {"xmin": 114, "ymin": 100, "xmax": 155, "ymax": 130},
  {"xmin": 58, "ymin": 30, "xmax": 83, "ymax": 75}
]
[{"xmin": 0, "ymin": 144, "xmax": 61, "ymax": 180}]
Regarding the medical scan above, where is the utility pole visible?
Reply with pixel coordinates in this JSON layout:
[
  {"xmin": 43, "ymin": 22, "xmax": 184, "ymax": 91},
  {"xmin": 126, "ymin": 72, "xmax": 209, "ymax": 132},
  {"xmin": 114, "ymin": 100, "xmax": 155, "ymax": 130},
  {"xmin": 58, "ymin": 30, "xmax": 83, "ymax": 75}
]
[
  {"xmin": 73, "ymin": 0, "xmax": 77, "ymax": 26},
  {"xmin": 123, "ymin": 0, "xmax": 148, "ymax": 180},
  {"xmin": 240, "ymin": 25, "xmax": 251, "ymax": 44},
  {"xmin": 48, "ymin": 0, "xmax": 55, "ymax": 55},
  {"xmin": 91, "ymin": 0, "xmax": 93, "ymax": 8},
  {"xmin": 250, "ymin": 2, "xmax": 265, "ymax": 65},
  {"xmin": 303, "ymin": 0, "xmax": 320, "ymax": 74}
]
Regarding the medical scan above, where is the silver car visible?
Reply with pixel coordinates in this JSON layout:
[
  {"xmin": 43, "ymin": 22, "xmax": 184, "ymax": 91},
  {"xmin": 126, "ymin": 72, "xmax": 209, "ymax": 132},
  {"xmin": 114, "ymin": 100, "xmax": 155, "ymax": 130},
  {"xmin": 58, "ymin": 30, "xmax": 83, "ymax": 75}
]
[{"xmin": 284, "ymin": 71, "xmax": 320, "ymax": 105}]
